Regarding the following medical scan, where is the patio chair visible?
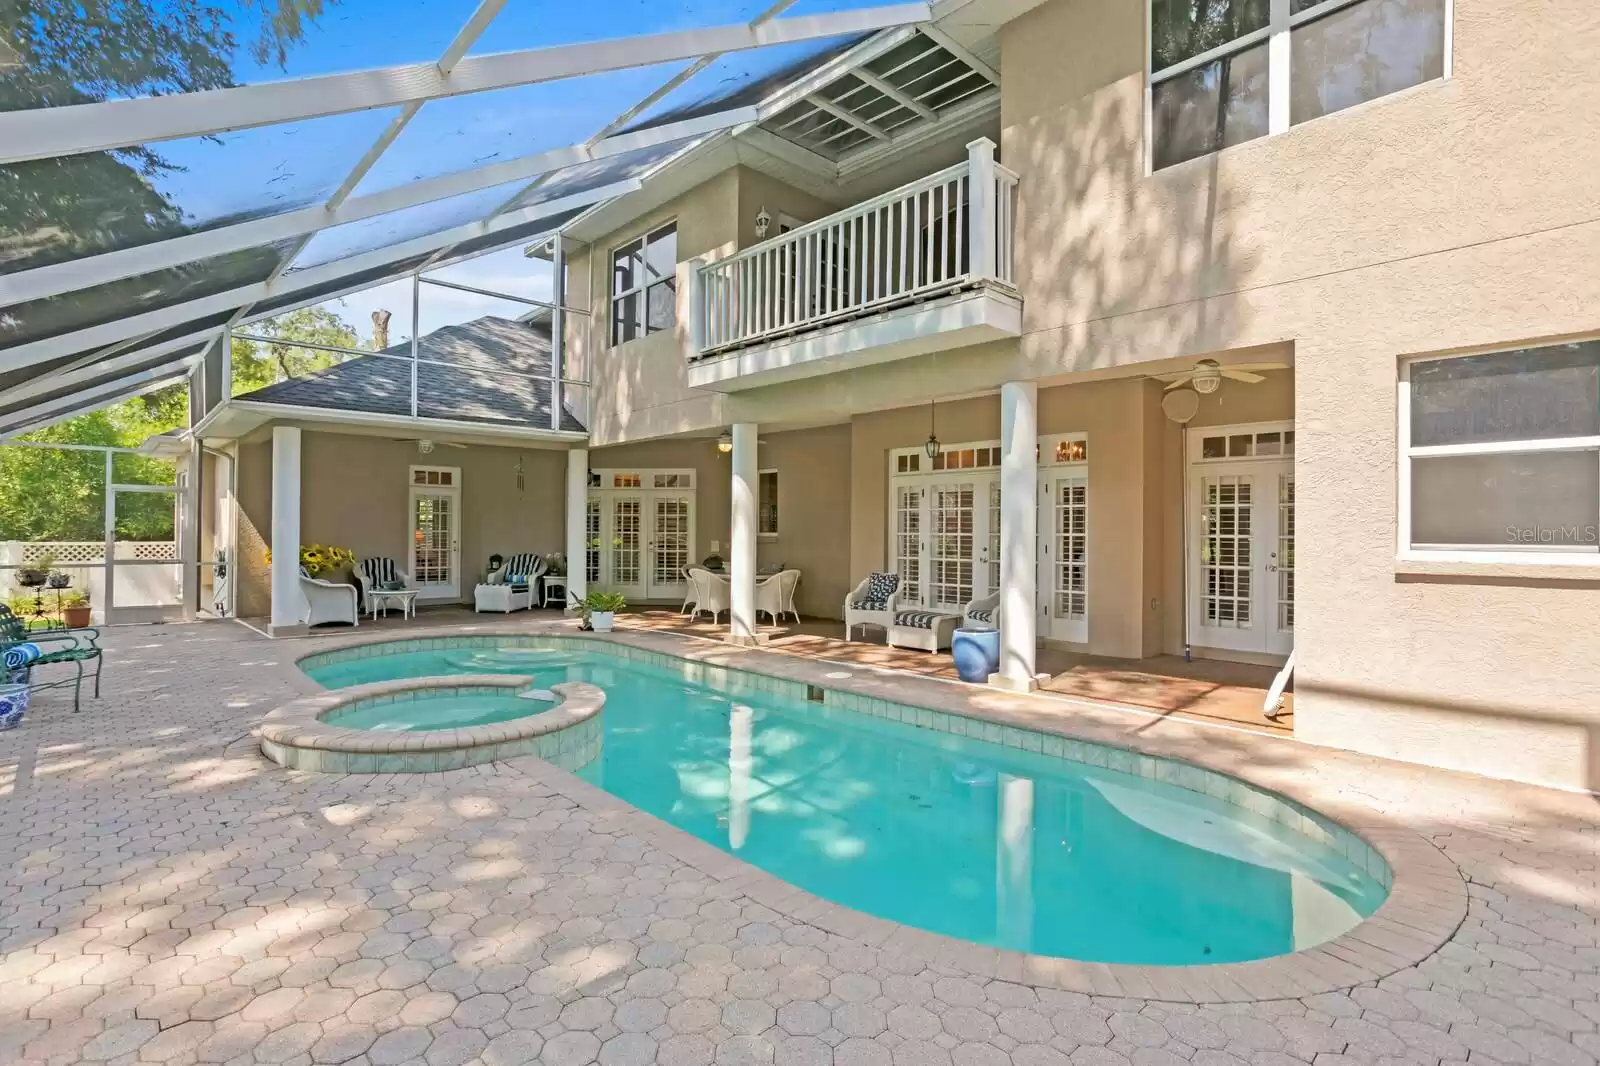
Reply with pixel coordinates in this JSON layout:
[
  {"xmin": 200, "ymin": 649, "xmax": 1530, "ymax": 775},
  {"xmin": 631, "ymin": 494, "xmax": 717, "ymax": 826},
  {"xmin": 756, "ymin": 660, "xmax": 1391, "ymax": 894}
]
[
  {"xmin": 681, "ymin": 565, "xmax": 702, "ymax": 613},
  {"xmin": 300, "ymin": 568, "xmax": 359, "ymax": 627},
  {"xmin": 756, "ymin": 568, "xmax": 802, "ymax": 624},
  {"xmin": 964, "ymin": 591, "xmax": 1000, "ymax": 628},
  {"xmin": 0, "ymin": 604, "xmax": 103, "ymax": 713},
  {"xmin": 688, "ymin": 568, "xmax": 731, "ymax": 623},
  {"xmin": 843, "ymin": 571, "xmax": 900, "ymax": 640},
  {"xmin": 475, "ymin": 552, "xmax": 546, "ymax": 613}
]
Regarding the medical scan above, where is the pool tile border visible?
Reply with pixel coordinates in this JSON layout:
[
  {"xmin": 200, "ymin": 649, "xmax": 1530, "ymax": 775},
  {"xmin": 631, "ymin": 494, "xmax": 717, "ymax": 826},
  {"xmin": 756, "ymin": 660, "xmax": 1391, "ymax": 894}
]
[
  {"xmin": 289, "ymin": 625, "xmax": 1468, "ymax": 1002},
  {"xmin": 258, "ymin": 672, "xmax": 603, "ymax": 774}
]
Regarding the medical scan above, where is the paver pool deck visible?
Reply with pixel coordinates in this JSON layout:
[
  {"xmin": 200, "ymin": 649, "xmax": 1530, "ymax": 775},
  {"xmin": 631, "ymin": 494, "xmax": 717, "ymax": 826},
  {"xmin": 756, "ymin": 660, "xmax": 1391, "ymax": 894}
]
[{"xmin": 2, "ymin": 617, "xmax": 1598, "ymax": 1066}]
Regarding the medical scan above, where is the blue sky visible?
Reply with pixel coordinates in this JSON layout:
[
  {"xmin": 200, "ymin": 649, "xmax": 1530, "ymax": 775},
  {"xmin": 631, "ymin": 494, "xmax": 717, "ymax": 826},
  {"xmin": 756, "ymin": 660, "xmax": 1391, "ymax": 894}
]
[{"xmin": 139, "ymin": 0, "xmax": 873, "ymax": 337}]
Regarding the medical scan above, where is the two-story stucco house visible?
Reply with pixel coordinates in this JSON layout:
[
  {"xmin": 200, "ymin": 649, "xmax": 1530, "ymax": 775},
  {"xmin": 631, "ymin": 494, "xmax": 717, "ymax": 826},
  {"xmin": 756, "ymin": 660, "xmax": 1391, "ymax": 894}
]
[{"xmin": 18, "ymin": 0, "xmax": 1592, "ymax": 792}]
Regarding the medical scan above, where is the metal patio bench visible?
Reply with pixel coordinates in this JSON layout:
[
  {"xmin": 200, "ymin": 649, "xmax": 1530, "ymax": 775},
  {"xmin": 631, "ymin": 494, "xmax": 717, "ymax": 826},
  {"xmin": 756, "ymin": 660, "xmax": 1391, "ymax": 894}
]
[{"xmin": 0, "ymin": 605, "xmax": 104, "ymax": 713}]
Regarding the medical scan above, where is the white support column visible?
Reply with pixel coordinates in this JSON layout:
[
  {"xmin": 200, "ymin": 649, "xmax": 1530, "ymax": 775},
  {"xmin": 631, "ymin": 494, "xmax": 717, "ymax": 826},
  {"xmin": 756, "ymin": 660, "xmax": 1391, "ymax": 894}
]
[
  {"xmin": 269, "ymin": 426, "xmax": 303, "ymax": 634},
  {"xmin": 565, "ymin": 447, "xmax": 588, "ymax": 610},
  {"xmin": 966, "ymin": 137, "xmax": 997, "ymax": 283},
  {"xmin": 550, "ymin": 235, "xmax": 566, "ymax": 431},
  {"xmin": 727, "ymin": 423, "xmax": 763, "ymax": 645},
  {"xmin": 180, "ymin": 436, "xmax": 201, "ymax": 621},
  {"xmin": 994, "ymin": 381, "xmax": 1039, "ymax": 691}
]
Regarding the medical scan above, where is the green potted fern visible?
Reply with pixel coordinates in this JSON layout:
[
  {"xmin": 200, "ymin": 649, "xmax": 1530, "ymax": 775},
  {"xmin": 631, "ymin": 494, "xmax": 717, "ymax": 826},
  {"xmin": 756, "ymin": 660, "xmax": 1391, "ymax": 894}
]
[{"xmin": 577, "ymin": 590, "xmax": 626, "ymax": 633}]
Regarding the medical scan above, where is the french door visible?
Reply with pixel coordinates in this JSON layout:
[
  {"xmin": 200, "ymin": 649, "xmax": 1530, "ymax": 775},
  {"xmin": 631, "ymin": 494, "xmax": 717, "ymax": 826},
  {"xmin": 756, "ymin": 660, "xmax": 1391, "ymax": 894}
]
[
  {"xmin": 1037, "ymin": 470, "xmax": 1088, "ymax": 643},
  {"xmin": 1188, "ymin": 459, "xmax": 1294, "ymax": 655},
  {"xmin": 589, "ymin": 485, "xmax": 695, "ymax": 603},
  {"xmin": 409, "ymin": 484, "xmax": 460, "ymax": 599},
  {"xmin": 893, "ymin": 474, "xmax": 998, "ymax": 612}
]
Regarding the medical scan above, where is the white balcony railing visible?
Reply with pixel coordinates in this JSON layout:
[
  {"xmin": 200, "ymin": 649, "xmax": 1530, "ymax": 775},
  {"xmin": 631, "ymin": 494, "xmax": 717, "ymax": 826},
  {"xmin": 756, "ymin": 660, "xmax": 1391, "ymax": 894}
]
[{"xmin": 689, "ymin": 139, "xmax": 1018, "ymax": 358}]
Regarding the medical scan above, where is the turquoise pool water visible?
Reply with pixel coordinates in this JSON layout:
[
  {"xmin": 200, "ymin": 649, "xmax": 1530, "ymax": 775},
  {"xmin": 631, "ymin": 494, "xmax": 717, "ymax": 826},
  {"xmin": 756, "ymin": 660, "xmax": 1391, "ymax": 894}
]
[
  {"xmin": 307, "ymin": 645, "xmax": 1386, "ymax": 965},
  {"xmin": 323, "ymin": 691, "xmax": 542, "ymax": 732}
]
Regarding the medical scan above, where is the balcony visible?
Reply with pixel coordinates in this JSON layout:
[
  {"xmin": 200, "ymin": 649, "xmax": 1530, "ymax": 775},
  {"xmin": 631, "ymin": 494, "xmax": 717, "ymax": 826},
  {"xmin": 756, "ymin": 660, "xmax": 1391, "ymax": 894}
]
[{"xmin": 686, "ymin": 140, "xmax": 1022, "ymax": 392}]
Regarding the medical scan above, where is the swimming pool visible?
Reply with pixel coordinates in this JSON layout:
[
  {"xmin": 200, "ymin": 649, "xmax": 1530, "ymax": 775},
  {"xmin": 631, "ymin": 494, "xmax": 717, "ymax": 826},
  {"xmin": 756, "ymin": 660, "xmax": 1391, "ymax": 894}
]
[{"xmin": 303, "ymin": 639, "xmax": 1387, "ymax": 966}]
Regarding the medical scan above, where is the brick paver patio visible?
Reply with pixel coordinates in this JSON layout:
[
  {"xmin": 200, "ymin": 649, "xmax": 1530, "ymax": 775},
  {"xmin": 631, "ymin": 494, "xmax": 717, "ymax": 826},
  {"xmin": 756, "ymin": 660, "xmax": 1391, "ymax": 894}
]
[{"xmin": 3, "ymin": 619, "xmax": 1598, "ymax": 1066}]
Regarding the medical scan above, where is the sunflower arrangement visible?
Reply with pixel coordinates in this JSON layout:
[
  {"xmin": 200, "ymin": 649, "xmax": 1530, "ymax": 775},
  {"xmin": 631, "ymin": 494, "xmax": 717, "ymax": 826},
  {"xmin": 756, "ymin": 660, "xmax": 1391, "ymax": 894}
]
[{"xmin": 264, "ymin": 544, "xmax": 356, "ymax": 577}]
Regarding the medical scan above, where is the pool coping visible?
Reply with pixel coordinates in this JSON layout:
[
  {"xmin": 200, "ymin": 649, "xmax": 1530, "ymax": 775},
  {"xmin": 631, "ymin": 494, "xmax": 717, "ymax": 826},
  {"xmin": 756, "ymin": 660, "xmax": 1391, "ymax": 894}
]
[
  {"xmin": 281, "ymin": 623, "xmax": 1468, "ymax": 1003},
  {"xmin": 258, "ymin": 672, "xmax": 605, "ymax": 773}
]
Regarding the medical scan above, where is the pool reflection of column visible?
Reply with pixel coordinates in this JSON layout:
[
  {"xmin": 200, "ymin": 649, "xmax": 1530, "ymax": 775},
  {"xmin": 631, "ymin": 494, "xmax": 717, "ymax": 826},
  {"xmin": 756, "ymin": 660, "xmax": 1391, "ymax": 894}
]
[
  {"xmin": 996, "ymin": 773, "xmax": 1035, "ymax": 947},
  {"xmin": 729, "ymin": 705, "xmax": 753, "ymax": 850}
]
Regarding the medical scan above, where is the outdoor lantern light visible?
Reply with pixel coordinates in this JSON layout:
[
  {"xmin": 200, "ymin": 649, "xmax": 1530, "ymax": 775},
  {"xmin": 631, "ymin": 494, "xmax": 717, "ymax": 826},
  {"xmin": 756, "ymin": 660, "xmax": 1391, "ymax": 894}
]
[
  {"xmin": 924, "ymin": 402, "xmax": 941, "ymax": 460},
  {"xmin": 754, "ymin": 207, "xmax": 771, "ymax": 239},
  {"xmin": 717, "ymin": 433, "xmax": 734, "ymax": 454}
]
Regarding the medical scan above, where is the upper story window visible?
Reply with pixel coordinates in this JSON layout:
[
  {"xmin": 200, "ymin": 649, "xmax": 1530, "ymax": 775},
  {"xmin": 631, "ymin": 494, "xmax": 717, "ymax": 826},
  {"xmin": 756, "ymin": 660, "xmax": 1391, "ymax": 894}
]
[
  {"xmin": 610, "ymin": 221, "xmax": 678, "ymax": 345},
  {"xmin": 1150, "ymin": 0, "xmax": 1447, "ymax": 171},
  {"xmin": 1400, "ymin": 341, "xmax": 1600, "ymax": 558}
]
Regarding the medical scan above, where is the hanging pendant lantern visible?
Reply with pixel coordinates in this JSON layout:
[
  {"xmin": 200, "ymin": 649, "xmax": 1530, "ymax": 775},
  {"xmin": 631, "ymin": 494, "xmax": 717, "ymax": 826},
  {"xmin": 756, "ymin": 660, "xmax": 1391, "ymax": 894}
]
[{"xmin": 924, "ymin": 401, "xmax": 941, "ymax": 460}]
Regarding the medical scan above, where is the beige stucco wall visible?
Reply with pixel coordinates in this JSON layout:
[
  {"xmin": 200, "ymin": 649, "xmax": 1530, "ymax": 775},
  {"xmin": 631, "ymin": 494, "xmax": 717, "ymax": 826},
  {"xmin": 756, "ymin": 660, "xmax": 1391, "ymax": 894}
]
[
  {"xmin": 572, "ymin": 167, "xmax": 838, "ymax": 446},
  {"xmin": 592, "ymin": 422, "xmax": 852, "ymax": 619},
  {"xmin": 233, "ymin": 430, "xmax": 568, "ymax": 615}
]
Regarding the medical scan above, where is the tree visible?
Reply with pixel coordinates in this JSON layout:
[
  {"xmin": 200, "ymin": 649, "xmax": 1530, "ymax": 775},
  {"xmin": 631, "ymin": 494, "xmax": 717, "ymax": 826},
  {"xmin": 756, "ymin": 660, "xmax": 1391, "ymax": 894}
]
[
  {"xmin": 0, "ymin": 0, "xmax": 335, "ymax": 272},
  {"xmin": 230, "ymin": 306, "xmax": 365, "ymax": 394}
]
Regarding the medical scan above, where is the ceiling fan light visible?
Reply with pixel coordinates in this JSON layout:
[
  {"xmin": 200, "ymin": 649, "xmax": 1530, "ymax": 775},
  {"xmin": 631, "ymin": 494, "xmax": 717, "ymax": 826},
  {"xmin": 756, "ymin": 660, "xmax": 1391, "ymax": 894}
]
[
  {"xmin": 716, "ymin": 433, "xmax": 733, "ymax": 454},
  {"xmin": 1191, "ymin": 362, "xmax": 1223, "ymax": 394}
]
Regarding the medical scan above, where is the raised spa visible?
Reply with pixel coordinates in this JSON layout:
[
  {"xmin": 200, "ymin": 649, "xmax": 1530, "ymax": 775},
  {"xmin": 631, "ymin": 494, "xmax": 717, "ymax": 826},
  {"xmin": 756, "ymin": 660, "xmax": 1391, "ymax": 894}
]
[{"xmin": 300, "ymin": 637, "xmax": 1389, "ymax": 966}]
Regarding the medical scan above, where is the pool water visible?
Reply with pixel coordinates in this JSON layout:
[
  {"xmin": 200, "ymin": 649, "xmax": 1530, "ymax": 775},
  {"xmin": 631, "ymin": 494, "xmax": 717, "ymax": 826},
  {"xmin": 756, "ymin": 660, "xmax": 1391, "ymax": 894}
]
[
  {"xmin": 307, "ymin": 645, "xmax": 1386, "ymax": 965},
  {"xmin": 324, "ymin": 692, "xmax": 543, "ymax": 732}
]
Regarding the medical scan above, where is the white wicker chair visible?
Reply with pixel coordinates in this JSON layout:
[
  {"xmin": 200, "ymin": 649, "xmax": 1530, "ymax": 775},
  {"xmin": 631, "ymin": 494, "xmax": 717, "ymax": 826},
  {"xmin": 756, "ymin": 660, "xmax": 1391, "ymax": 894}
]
[
  {"xmin": 474, "ymin": 552, "xmax": 545, "ymax": 613},
  {"xmin": 299, "ymin": 569, "xmax": 358, "ymax": 627},
  {"xmin": 756, "ymin": 569, "xmax": 802, "ymax": 624},
  {"xmin": 688, "ymin": 568, "xmax": 731, "ymax": 623},
  {"xmin": 843, "ymin": 571, "xmax": 899, "ymax": 640},
  {"xmin": 963, "ymin": 591, "xmax": 1000, "ymax": 629}
]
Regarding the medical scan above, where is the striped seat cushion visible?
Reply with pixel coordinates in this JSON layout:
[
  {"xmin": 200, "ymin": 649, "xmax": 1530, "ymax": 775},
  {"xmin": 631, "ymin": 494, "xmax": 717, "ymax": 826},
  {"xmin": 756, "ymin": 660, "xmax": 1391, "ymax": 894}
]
[
  {"xmin": 968, "ymin": 608, "xmax": 995, "ymax": 624},
  {"xmin": 849, "ymin": 598, "xmax": 890, "ymax": 611},
  {"xmin": 894, "ymin": 610, "xmax": 954, "ymax": 630},
  {"xmin": 360, "ymin": 557, "xmax": 402, "ymax": 589},
  {"xmin": 498, "ymin": 553, "xmax": 545, "ymax": 589}
]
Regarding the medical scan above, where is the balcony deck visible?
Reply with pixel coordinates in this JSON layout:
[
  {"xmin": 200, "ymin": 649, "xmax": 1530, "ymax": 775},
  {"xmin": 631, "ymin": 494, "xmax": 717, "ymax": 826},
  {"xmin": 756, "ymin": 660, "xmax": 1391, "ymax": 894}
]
[{"xmin": 687, "ymin": 140, "xmax": 1021, "ymax": 391}]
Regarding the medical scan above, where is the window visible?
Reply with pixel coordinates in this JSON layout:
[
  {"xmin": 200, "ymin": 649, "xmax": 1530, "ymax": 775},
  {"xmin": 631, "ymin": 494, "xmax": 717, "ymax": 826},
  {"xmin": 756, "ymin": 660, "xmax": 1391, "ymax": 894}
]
[
  {"xmin": 1401, "ymin": 342, "xmax": 1600, "ymax": 556},
  {"xmin": 1149, "ymin": 0, "xmax": 1447, "ymax": 171},
  {"xmin": 610, "ymin": 222, "xmax": 677, "ymax": 345},
  {"xmin": 759, "ymin": 471, "xmax": 779, "ymax": 537}
]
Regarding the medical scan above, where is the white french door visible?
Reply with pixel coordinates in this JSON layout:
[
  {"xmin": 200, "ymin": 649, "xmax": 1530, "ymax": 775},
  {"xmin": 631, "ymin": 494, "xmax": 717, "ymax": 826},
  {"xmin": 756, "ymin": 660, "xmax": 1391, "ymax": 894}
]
[
  {"xmin": 588, "ymin": 470, "xmax": 695, "ymax": 603},
  {"xmin": 408, "ymin": 479, "xmax": 461, "ymax": 599},
  {"xmin": 1038, "ymin": 469, "xmax": 1088, "ymax": 643},
  {"xmin": 891, "ymin": 467, "xmax": 999, "ymax": 613},
  {"xmin": 1187, "ymin": 444, "xmax": 1294, "ymax": 657}
]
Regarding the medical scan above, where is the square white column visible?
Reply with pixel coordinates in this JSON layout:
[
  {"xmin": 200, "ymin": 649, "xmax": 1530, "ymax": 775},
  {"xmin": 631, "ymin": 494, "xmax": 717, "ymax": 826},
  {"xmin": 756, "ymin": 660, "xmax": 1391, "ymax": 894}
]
[
  {"xmin": 269, "ymin": 426, "xmax": 302, "ymax": 634},
  {"xmin": 565, "ymin": 447, "xmax": 588, "ymax": 609},
  {"xmin": 727, "ymin": 423, "xmax": 763, "ymax": 645},
  {"xmin": 994, "ymin": 381, "xmax": 1039, "ymax": 690}
]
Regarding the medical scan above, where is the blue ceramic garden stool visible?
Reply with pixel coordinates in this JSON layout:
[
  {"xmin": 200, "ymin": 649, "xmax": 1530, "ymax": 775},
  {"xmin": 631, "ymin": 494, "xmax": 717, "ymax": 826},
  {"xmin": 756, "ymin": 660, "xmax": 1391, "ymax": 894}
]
[{"xmin": 951, "ymin": 626, "xmax": 1000, "ymax": 684}]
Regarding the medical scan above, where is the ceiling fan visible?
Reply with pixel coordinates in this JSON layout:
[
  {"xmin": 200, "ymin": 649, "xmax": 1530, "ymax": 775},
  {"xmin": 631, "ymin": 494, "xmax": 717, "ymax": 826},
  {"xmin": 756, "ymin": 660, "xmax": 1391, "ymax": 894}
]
[
  {"xmin": 392, "ymin": 438, "xmax": 467, "ymax": 454},
  {"xmin": 1151, "ymin": 358, "xmax": 1288, "ymax": 394}
]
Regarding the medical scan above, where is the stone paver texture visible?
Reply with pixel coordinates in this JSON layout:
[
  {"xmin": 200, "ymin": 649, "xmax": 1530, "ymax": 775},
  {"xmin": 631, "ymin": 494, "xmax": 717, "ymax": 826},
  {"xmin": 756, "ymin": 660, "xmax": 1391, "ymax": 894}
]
[{"xmin": 3, "ymin": 620, "xmax": 1599, "ymax": 1066}]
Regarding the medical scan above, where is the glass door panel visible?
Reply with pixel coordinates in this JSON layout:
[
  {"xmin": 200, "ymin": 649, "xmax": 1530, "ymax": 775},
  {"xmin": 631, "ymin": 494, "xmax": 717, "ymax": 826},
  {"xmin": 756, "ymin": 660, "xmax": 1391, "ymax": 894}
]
[
  {"xmin": 648, "ymin": 495, "xmax": 692, "ymax": 601},
  {"xmin": 895, "ymin": 484, "xmax": 925, "ymax": 608},
  {"xmin": 409, "ymin": 488, "xmax": 460, "ymax": 597},
  {"xmin": 607, "ymin": 495, "xmax": 645, "ymax": 601},
  {"xmin": 1189, "ymin": 461, "xmax": 1291, "ymax": 655},
  {"xmin": 929, "ymin": 482, "xmax": 976, "ymax": 612},
  {"xmin": 1038, "ymin": 473, "xmax": 1087, "ymax": 643}
]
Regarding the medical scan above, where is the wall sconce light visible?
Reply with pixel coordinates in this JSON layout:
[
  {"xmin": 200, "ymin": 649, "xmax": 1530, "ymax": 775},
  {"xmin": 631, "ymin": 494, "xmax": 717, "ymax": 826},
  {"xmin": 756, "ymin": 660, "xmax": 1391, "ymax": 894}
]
[
  {"xmin": 754, "ymin": 207, "xmax": 771, "ymax": 239},
  {"xmin": 717, "ymin": 433, "xmax": 734, "ymax": 454}
]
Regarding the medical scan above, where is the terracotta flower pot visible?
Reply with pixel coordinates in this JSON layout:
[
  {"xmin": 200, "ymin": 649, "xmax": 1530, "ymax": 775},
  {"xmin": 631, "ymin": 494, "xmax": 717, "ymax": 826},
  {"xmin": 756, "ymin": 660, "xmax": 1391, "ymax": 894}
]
[{"xmin": 63, "ymin": 606, "xmax": 91, "ymax": 629}]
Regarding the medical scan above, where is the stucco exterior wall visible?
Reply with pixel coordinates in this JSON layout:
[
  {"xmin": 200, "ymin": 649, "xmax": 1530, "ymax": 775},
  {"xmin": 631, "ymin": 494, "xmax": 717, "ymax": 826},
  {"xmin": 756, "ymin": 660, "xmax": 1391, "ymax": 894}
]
[
  {"xmin": 592, "ymin": 423, "xmax": 852, "ymax": 619},
  {"xmin": 992, "ymin": 0, "xmax": 1600, "ymax": 790},
  {"xmin": 574, "ymin": 167, "xmax": 839, "ymax": 447},
  {"xmin": 233, "ymin": 430, "xmax": 568, "ymax": 615}
]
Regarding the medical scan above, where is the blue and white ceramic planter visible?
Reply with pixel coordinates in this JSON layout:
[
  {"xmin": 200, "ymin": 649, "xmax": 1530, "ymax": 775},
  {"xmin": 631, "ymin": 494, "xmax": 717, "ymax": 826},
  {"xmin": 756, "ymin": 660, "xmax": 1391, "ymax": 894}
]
[{"xmin": 0, "ymin": 682, "xmax": 28, "ymax": 730}]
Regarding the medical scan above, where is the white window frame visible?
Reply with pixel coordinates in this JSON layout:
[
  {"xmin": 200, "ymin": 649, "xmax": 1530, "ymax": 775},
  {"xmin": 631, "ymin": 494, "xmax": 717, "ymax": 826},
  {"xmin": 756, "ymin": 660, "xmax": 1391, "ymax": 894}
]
[
  {"xmin": 1144, "ymin": 0, "xmax": 1453, "ymax": 174},
  {"xmin": 609, "ymin": 220, "xmax": 679, "ymax": 347},
  {"xmin": 1397, "ymin": 348, "xmax": 1600, "ymax": 566},
  {"xmin": 758, "ymin": 468, "xmax": 779, "ymax": 540}
]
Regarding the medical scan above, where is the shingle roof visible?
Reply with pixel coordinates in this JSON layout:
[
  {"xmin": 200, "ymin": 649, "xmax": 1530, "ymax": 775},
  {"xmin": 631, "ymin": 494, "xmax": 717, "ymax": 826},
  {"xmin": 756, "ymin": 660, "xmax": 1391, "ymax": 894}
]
[{"xmin": 236, "ymin": 317, "xmax": 585, "ymax": 432}]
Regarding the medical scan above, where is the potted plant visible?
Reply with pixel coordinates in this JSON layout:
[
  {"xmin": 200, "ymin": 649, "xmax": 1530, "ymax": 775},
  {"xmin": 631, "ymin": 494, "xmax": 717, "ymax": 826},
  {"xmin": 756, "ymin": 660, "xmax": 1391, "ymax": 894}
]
[
  {"xmin": 46, "ymin": 570, "xmax": 70, "ymax": 589},
  {"xmin": 16, "ymin": 552, "xmax": 54, "ymax": 588},
  {"xmin": 61, "ymin": 590, "xmax": 91, "ymax": 629},
  {"xmin": 545, "ymin": 552, "xmax": 567, "ymax": 577},
  {"xmin": 577, "ymin": 591, "xmax": 626, "ymax": 633}
]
